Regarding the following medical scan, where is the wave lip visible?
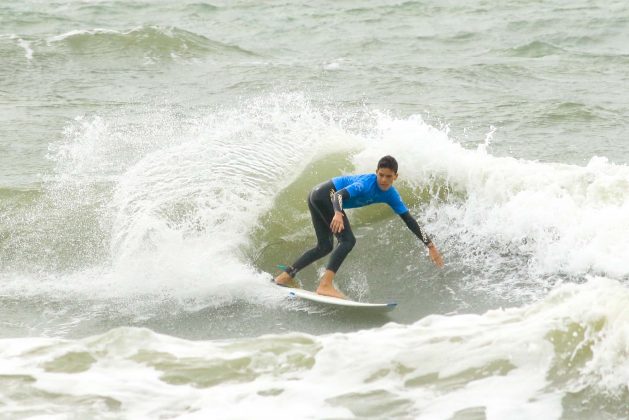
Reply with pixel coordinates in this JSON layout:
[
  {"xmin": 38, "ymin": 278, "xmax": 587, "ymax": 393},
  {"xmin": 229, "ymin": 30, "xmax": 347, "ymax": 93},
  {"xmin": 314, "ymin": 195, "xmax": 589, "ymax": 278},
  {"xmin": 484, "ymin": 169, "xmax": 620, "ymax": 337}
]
[{"xmin": 46, "ymin": 25, "xmax": 257, "ymax": 60}]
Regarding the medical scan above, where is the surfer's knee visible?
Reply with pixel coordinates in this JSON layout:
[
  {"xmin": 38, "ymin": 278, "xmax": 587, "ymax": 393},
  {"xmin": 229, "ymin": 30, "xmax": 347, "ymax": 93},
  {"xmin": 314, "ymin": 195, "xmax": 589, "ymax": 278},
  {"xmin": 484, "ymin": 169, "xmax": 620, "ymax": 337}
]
[
  {"xmin": 341, "ymin": 233, "xmax": 356, "ymax": 251},
  {"xmin": 318, "ymin": 241, "xmax": 334, "ymax": 256}
]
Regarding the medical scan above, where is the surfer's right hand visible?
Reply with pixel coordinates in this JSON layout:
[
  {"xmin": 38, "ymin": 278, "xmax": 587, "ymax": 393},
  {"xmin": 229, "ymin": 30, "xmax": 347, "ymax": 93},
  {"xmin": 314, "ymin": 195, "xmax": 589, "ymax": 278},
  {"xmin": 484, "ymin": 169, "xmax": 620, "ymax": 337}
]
[
  {"xmin": 428, "ymin": 243, "xmax": 444, "ymax": 268},
  {"xmin": 330, "ymin": 212, "xmax": 345, "ymax": 233}
]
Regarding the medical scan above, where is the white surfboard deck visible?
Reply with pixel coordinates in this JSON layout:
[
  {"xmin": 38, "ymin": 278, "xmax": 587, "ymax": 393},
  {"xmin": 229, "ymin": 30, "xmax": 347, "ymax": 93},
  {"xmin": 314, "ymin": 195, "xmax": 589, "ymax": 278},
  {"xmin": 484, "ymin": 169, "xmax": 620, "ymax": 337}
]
[{"xmin": 273, "ymin": 283, "xmax": 397, "ymax": 312}]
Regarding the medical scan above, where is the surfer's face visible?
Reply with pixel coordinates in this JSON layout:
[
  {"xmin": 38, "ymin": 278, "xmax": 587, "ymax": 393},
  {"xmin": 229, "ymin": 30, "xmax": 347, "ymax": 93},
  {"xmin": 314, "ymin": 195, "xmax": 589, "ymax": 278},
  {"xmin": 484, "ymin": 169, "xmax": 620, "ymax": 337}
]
[{"xmin": 376, "ymin": 167, "xmax": 398, "ymax": 191}]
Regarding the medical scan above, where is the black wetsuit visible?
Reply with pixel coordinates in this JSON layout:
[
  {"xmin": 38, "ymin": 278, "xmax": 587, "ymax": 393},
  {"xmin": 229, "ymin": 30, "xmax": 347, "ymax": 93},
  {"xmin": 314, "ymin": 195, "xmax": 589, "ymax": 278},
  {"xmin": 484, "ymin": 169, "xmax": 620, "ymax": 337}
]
[{"xmin": 283, "ymin": 177, "xmax": 432, "ymax": 278}]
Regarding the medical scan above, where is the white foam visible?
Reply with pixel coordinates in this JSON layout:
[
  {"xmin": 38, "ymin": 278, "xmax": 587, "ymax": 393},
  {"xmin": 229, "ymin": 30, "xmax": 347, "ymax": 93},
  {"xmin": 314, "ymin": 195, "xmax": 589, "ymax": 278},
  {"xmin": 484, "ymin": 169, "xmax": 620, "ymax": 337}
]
[
  {"xmin": 10, "ymin": 94, "xmax": 357, "ymax": 306},
  {"xmin": 0, "ymin": 278, "xmax": 625, "ymax": 419},
  {"xmin": 7, "ymin": 34, "xmax": 34, "ymax": 60},
  {"xmin": 323, "ymin": 60, "xmax": 342, "ymax": 70},
  {"xmin": 351, "ymin": 114, "xmax": 629, "ymax": 282},
  {"xmin": 15, "ymin": 37, "xmax": 34, "ymax": 60}
]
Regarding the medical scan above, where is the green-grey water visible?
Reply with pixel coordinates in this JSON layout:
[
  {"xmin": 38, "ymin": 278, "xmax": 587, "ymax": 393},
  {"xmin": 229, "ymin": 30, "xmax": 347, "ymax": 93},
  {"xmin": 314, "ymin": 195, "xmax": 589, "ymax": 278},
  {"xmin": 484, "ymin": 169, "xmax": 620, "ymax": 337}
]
[{"xmin": 1, "ymin": 1, "xmax": 628, "ymax": 418}]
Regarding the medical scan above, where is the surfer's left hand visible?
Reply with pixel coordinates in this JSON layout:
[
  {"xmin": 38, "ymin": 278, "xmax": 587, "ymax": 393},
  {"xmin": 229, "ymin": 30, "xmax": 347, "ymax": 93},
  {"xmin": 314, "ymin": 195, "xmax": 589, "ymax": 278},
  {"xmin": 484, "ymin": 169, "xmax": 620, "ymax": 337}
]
[
  {"xmin": 330, "ymin": 212, "xmax": 345, "ymax": 233},
  {"xmin": 427, "ymin": 243, "xmax": 444, "ymax": 268}
]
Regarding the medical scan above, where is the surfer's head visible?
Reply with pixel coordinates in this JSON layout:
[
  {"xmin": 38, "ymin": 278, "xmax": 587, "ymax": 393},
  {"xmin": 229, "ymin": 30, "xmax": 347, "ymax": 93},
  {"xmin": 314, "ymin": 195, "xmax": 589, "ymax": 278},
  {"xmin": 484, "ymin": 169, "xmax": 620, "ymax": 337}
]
[
  {"xmin": 377, "ymin": 155, "xmax": 398, "ymax": 173},
  {"xmin": 376, "ymin": 155, "xmax": 398, "ymax": 191}
]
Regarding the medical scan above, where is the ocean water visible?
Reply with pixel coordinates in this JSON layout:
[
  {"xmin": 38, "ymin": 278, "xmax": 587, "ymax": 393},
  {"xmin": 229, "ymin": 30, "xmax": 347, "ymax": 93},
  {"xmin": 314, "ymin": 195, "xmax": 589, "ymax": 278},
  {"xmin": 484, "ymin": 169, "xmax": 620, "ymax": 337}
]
[{"xmin": 1, "ymin": 0, "xmax": 628, "ymax": 418}]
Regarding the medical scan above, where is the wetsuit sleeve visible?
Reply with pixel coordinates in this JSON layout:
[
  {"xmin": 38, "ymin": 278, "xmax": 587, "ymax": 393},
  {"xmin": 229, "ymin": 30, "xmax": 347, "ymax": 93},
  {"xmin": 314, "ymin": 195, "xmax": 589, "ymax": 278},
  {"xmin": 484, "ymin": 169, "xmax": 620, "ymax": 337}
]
[
  {"xmin": 399, "ymin": 211, "xmax": 432, "ymax": 246},
  {"xmin": 331, "ymin": 189, "xmax": 350, "ymax": 213},
  {"xmin": 331, "ymin": 180, "xmax": 364, "ymax": 213}
]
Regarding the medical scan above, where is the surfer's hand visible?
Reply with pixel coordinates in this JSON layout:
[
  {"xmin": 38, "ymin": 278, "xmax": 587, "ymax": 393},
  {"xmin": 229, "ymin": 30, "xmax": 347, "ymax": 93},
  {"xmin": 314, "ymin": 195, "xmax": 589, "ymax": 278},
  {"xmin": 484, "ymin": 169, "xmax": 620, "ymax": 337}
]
[
  {"xmin": 330, "ymin": 212, "xmax": 345, "ymax": 233},
  {"xmin": 427, "ymin": 243, "xmax": 444, "ymax": 268}
]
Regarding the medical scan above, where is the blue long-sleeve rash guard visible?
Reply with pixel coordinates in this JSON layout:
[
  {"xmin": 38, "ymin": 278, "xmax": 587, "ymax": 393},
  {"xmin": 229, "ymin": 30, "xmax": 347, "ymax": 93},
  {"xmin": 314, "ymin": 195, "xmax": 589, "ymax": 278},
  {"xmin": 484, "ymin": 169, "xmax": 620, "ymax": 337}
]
[
  {"xmin": 332, "ymin": 173, "xmax": 408, "ymax": 213},
  {"xmin": 331, "ymin": 173, "xmax": 432, "ymax": 246}
]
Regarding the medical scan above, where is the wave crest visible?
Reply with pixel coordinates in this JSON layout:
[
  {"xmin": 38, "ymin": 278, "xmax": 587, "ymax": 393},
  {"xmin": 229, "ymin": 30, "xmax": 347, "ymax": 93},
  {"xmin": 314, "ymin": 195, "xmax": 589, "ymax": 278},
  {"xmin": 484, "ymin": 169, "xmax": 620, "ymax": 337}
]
[{"xmin": 47, "ymin": 25, "xmax": 255, "ymax": 59}]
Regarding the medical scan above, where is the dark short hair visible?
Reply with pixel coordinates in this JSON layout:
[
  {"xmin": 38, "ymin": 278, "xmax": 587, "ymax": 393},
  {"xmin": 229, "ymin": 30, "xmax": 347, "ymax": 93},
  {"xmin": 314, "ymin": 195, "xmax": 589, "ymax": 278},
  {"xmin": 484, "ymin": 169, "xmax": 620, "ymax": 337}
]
[{"xmin": 377, "ymin": 155, "xmax": 398, "ymax": 173}]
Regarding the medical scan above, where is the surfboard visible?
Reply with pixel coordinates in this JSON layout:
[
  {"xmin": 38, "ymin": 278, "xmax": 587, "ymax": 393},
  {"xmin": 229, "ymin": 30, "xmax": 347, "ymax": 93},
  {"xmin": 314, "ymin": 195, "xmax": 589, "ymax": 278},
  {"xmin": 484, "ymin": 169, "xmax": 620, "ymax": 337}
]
[{"xmin": 273, "ymin": 282, "xmax": 397, "ymax": 312}]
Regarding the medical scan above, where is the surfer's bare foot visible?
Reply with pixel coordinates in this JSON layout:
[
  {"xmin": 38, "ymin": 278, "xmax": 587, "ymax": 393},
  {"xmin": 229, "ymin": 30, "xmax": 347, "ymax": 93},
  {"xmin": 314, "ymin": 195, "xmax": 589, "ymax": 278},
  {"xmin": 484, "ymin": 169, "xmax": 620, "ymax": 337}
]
[
  {"xmin": 316, "ymin": 270, "xmax": 346, "ymax": 299},
  {"xmin": 316, "ymin": 284, "xmax": 346, "ymax": 299},
  {"xmin": 274, "ymin": 272, "xmax": 300, "ymax": 288}
]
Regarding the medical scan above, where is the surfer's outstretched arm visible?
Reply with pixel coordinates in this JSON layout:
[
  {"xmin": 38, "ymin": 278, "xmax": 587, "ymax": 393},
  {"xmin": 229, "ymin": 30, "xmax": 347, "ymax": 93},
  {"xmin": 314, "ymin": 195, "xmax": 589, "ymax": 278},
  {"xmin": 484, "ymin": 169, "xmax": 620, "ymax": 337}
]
[{"xmin": 399, "ymin": 211, "xmax": 444, "ymax": 268}]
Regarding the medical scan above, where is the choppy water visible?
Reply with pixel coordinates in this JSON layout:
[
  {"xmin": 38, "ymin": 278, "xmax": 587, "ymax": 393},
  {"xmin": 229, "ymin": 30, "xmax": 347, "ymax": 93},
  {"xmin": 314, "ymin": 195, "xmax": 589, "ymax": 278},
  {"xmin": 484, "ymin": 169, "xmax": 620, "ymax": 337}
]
[{"xmin": 1, "ymin": 1, "xmax": 628, "ymax": 418}]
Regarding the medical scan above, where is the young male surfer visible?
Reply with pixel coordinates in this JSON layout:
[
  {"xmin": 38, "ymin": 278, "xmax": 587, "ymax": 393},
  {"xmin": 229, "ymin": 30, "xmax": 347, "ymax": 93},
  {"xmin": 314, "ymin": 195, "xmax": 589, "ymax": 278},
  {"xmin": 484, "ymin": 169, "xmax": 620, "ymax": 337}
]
[{"xmin": 274, "ymin": 155, "xmax": 444, "ymax": 299}]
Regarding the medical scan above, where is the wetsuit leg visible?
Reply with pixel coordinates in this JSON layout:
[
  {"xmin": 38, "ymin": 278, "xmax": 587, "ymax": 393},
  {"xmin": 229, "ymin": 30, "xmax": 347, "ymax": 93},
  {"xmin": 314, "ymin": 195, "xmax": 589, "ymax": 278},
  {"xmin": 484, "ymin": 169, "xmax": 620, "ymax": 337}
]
[
  {"xmin": 286, "ymin": 181, "xmax": 356, "ymax": 276},
  {"xmin": 326, "ymin": 214, "xmax": 355, "ymax": 273},
  {"xmin": 288, "ymin": 183, "xmax": 335, "ymax": 274}
]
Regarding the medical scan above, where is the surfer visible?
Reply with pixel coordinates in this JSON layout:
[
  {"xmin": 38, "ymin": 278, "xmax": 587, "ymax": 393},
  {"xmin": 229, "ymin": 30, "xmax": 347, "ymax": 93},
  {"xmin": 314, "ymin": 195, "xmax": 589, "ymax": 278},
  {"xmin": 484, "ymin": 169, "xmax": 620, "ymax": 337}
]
[{"xmin": 274, "ymin": 155, "xmax": 444, "ymax": 299}]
